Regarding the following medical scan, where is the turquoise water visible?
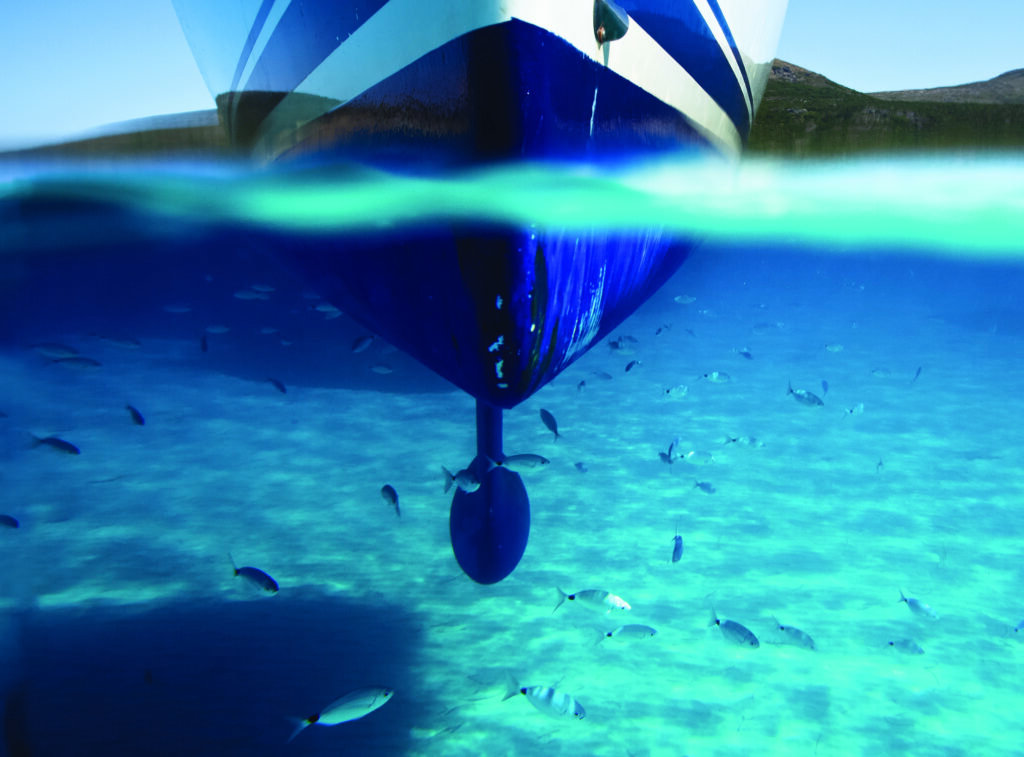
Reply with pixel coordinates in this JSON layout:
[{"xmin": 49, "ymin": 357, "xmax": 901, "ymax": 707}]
[{"xmin": 1, "ymin": 155, "xmax": 1023, "ymax": 755}]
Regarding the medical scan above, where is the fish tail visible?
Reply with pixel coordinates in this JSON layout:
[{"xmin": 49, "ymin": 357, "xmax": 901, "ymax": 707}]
[
  {"xmin": 285, "ymin": 716, "xmax": 310, "ymax": 744},
  {"xmin": 787, "ymin": 380, "xmax": 793, "ymax": 395},
  {"xmin": 553, "ymin": 587, "xmax": 569, "ymax": 613},
  {"xmin": 483, "ymin": 455, "xmax": 500, "ymax": 472},
  {"xmin": 228, "ymin": 552, "xmax": 239, "ymax": 575},
  {"xmin": 501, "ymin": 670, "xmax": 522, "ymax": 701},
  {"xmin": 28, "ymin": 434, "xmax": 42, "ymax": 448},
  {"xmin": 442, "ymin": 466, "xmax": 453, "ymax": 494},
  {"xmin": 898, "ymin": 588, "xmax": 907, "ymax": 604}
]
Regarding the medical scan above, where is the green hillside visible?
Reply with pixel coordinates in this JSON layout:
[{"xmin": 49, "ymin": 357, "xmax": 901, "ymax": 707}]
[{"xmin": 749, "ymin": 61, "xmax": 1024, "ymax": 156}]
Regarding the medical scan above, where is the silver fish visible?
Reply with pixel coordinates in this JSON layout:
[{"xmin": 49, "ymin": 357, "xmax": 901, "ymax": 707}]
[
  {"xmin": 539, "ymin": 408, "xmax": 561, "ymax": 441},
  {"xmin": 229, "ymin": 554, "xmax": 278, "ymax": 594},
  {"xmin": 694, "ymin": 481, "xmax": 716, "ymax": 494},
  {"xmin": 380, "ymin": 484, "xmax": 400, "ymax": 517},
  {"xmin": 54, "ymin": 356, "xmax": 102, "ymax": 371},
  {"xmin": 709, "ymin": 608, "xmax": 759, "ymax": 647},
  {"xmin": 490, "ymin": 453, "xmax": 550, "ymax": 472},
  {"xmin": 787, "ymin": 381, "xmax": 823, "ymax": 406},
  {"xmin": 442, "ymin": 466, "xmax": 479, "ymax": 494},
  {"xmin": 702, "ymin": 371, "xmax": 731, "ymax": 384},
  {"xmin": 771, "ymin": 617, "xmax": 816, "ymax": 650},
  {"xmin": 899, "ymin": 589, "xmax": 939, "ymax": 619},
  {"xmin": 503, "ymin": 672, "xmax": 585, "ymax": 720},
  {"xmin": 602, "ymin": 624, "xmax": 657, "ymax": 641},
  {"xmin": 554, "ymin": 588, "xmax": 631, "ymax": 614},
  {"xmin": 31, "ymin": 342, "xmax": 79, "ymax": 359},
  {"xmin": 31, "ymin": 435, "xmax": 80, "ymax": 455},
  {"xmin": 888, "ymin": 639, "xmax": 924, "ymax": 655},
  {"xmin": 288, "ymin": 686, "xmax": 394, "ymax": 742}
]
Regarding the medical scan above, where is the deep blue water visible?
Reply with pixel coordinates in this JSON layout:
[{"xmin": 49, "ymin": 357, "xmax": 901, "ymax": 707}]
[{"xmin": 2, "ymin": 155, "xmax": 1024, "ymax": 756}]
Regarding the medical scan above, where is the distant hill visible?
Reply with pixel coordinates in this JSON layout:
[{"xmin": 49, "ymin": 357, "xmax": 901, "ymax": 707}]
[
  {"xmin": 4, "ymin": 60, "xmax": 1024, "ymax": 161},
  {"xmin": 872, "ymin": 68, "xmax": 1024, "ymax": 104},
  {"xmin": 748, "ymin": 60, "xmax": 1024, "ymax": 155}
]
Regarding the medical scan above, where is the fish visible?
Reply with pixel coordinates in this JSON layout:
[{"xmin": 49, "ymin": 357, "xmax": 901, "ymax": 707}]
[
  {"xmin": 233, "ymin": 288, "xmax": 270, "ymax": 300},
  {"xmin": 31, "ymin": 435, "xmax": 80, "ymax": 455},
  {"xmin": 576, "ymin": 380, "xmax": 586, "ymax": 392},
  {"xmin": 554, "ymin": 588, "xmax": 630, "ymax": 614},
  {"xmin": 771, "ymin": 617, "xmax": 816, "ymax": 650},
  {"xmin": 737, "ymin": 348, "xmax": 753, "ymax": 360},
  {"xmin": 824, "ymin": 343, "xmax": 844, "ymax": 352},
  {"xmin": 126, "ymin": 404, "xmax": 145, "ymax": 426},
  {"xmin": 701, "ymin": 371, "xmax": 731, "ymax": 383},
  {"xmin": 229, "ymin": 554, "xmax": 279, "ymax": 594},
  {"xmin": 663, "ymin": 384, "xmax": 688, "ymax": 399},
  {"xmin": 90, "ymin": 333, "xmax": 141, "ymax": 348},
  {"xmin": 288, "ymin": 686, "xmax": 394, "ymax": 742},
  {"xmin": 53, "ymin": 356, "xmax": 102, "ymax": 370},
  {"xmin": 694, "ymin": 481, "xmax": 716, "ymax": 494},
  {"xmin": 250, "ymin": 283, "xmax": 276, "ymax": 293},
  {"xmin": 888, "ymin": 639, "xmax": 924, "ymax": 655},
  {"xmin": 899, "ymin": 589, "xmax": 939, "ymax": 619},
  {"xmin": 723, "ymin": 435, "xmax": 764, "ymax": 447},
  {"xmin": 352, "ymin": 334, "xmax": 376, "ymax": 353},
  {"xmin": 442, "ymin": 466, "xmax": 480, "ymax": 494},
  {"xmin": 0, "ymin": 514, "xmax": 19, "ymax": 529},
  {"xmin": 674, "ymin": 294, "xmax": 696, "ymax": 304},
  {"xmin": 679, "ymin": 449, "xmax": 714, "ymax": 466},
  {"xmin": 821, "ymin": 379, "xmax": 829, "ymax": 396},
  {"xmin": 380, "ymin": 484, "xmax": 400, "ymax": 517},
  {"xmin": 574, "ymin": 462, "xmax": 588, "ymax": 473},
  {"xmin": 31, "ymin": 342, "xmax": 79, "ymax": 359},
  {"xmin": 602, "ymin": 624, "xmax": 657, "ymax": 641},
  {"xmin": 502, "ymin": 672, "xmax": 585, "ymax": 720},
  {"xmin": 625, "ymin": 360, "xmax": 642, "ymax": 372},
  {"xmin": 267, "ymin": 378, "xmax": 287, "ymax": 394},
  {"xmin": 590, "ymin": 370, "xmax": 614, "ymax": 380},
  {"xmin": 845, "ymin": 402, "xmax": 865, "ymax": 416},
  {"xmin": 787, "ymin": 380, "xmax": 824, "ymax": 406},
  {"xmin": 370, "ymin": 363, "xmax": 393, "ymax": 374},
  {"xmin": 539, "ymin": 408, "xmax": 561, "ymax": 441},
  {"xmin": 911, "ymin": 366, "xmax": 923, "ymax": 384},
  {"xmin": 671, "ymin": 534, "xmax": 683, "ymax": 563},
  {"xmin": 1014, "ymin": 619, "xmax": 1024, "ymax": 634},
  {"xmin": 654, "ymin": 323, "xmax": 671, "ymax": 335},
  {"xmin": 608, "ymin": 337, "xmax": 636, "ymax": 355},
  {"xmin": 708, "ymin": 608, "xmax": 759, "ymax": 647},
  {"xmin": 488, "ymin": 453, "xmax": 550, "ymax": 473}
]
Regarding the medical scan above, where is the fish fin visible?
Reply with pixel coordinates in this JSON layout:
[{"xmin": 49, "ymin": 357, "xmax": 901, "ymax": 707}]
[
  {"xmin": 442, "ymin": 466, "xmax": 453, "ymax": 494},
  {"xmin": 553, "ymin": 587, "xmax": 569, "ymax": 613},
  {"xmin": 707, "ymin": 606, "xmax": 719, "ymax": 628},
  {"xmin": 285, "ymin": 716, "xmax": 310, "ymax": 743},
  {"xmin": 502, "ymin": 671, "xmax": 521, "ymax": 701}
]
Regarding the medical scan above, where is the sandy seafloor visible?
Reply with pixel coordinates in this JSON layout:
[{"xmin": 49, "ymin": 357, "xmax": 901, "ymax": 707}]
[{"xmin": 1, "ymin": 228, "xmax": 1024, "ymax": 757}]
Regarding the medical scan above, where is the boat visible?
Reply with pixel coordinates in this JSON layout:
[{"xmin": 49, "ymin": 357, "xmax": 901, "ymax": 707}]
[{"xmin": 172, "ymin": 0, "xmax": 788, "ymax": 583}]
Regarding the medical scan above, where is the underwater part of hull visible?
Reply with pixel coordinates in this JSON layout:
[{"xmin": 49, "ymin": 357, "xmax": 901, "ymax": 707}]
[{"xmin": 275, "ymin": 223, "xmax": 693, "ymax": 409}]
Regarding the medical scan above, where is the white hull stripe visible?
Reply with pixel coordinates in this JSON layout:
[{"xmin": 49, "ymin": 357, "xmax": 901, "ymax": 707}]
[{"xmin": 252, "ymin": 0, "xmax": 744, "ymax": 157}]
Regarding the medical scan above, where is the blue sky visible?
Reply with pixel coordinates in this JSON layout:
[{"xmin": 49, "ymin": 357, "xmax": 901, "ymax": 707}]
[{"xmin": 2, "ymin": 0, "xmax": 1023, "ymax": 150}]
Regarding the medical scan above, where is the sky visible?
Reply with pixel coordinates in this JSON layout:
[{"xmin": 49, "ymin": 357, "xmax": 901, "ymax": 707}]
[{"xmin": 1, "ymin": 0, "xmax": 1023, "ymax": 151}]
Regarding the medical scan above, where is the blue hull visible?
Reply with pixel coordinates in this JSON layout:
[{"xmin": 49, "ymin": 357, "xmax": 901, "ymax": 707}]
[{"xmin": 173, "ymin": 0, "xmax": 786, "ymax": 582}]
